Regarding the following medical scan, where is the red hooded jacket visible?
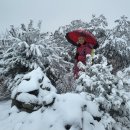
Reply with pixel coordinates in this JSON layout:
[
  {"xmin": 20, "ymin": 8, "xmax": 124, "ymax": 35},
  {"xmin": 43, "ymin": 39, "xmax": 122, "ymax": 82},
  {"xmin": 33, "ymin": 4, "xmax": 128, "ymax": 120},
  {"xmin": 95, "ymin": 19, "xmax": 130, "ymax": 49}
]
[{"xmin": 75, "ymin": 42, "xmax": 94, "ymax": 64}]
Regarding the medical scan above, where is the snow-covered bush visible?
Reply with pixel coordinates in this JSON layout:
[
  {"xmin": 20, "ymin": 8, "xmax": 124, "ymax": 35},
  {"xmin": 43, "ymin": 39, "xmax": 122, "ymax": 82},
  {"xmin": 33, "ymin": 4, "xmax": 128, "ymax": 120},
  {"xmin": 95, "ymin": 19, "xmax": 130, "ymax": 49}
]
[
  {"xmin": 99, "ymin": 16, "xmax": 130, "ymax": 73},
  {"xmin": 99, "ymin": 36, "xmax": 130, "ymax": 74},
  {"xmin": 1, "ymin": 21, "xmax": 73, "ymax": 94},
  {"xmin": 75, "ymin": 54, "xmax": 130, "ymax": 130},
  {"xmin": 1, "ymin": 21, "xmax": 50, "ymax": 93},
  {"xmin": 3, "ymin": 20, "xmax": 48, "ymax": 76},
  {"xmin": 0, "ymin": 37, "xmax": 11, "ymax": 100},
  {"xmin": 11, "ymin": 67, "xmax": 57, "ymax": 112}
]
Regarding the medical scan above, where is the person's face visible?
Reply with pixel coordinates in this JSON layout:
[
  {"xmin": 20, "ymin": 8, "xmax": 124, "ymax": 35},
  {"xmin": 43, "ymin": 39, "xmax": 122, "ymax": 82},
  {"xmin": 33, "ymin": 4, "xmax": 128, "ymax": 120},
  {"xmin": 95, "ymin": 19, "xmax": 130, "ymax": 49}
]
[{"xmin": 78, "ymin": 37, "xmax": 85, "ymax": 44}]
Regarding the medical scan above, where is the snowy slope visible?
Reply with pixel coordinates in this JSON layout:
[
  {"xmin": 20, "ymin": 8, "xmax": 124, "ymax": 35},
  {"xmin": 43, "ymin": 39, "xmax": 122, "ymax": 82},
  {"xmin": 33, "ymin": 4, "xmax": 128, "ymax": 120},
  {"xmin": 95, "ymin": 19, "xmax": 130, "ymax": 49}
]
[{"xmin": 0, "ymin": 93, "xmax": 105, "ymax": 130}]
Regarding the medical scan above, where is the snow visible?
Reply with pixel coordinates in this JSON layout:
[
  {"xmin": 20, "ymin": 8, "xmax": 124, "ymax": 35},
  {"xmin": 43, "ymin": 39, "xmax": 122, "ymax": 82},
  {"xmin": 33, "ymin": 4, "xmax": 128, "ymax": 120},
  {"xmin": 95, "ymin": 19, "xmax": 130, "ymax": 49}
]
[
  {"xmin": 16, "ymin": 93, "xmax": 38, "ymax": 104},
  {"xmin": 18, "ymin": 68, "xmax": 43, "ymax": 92},
  {"xmin": 42, "ymin": 92, "xmax": 56, "ymax": 106},
  {"xmin": 30, "ymin": 44, "xmax": 43, "ymax": 57},
  {"xmin": 11, "ymin": 67, "xmax": 56, "ymax": 99},
  {"xmin": 0, "ymin": 67, "xmax": 105, "ymax": 130},
  {"xmin": 0, "ymin": 93, "xmax": 105, "ymax": 130},
  {"xmin": 84, "ymin": 101, "xmax": 101, "ymax": 117},
  {"xmin": 0, "ymin": 100, "xmax": 11, "ymax": 121}
]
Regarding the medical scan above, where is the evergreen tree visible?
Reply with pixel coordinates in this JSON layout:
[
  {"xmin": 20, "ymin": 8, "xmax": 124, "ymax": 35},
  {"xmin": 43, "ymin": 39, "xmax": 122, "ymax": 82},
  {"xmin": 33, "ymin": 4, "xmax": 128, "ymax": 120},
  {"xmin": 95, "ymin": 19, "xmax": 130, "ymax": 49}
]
[
  {"xmin": 99, "ymin": 16, "xmax": 130, "ymax": 73},
  {"xmin": 75, "ymin": 54, "xmax": 130, "ymax": 130},
  {"xmin": 1, "ymin": 21, "xmax": 73, "ymax": 93},
  {"xmin": 0, "ymin": 35, "xmax": 11, "ymax": 99},
  {"xmin": 113, "ymin": 15, "xmax": 130, "ymax": 45}
]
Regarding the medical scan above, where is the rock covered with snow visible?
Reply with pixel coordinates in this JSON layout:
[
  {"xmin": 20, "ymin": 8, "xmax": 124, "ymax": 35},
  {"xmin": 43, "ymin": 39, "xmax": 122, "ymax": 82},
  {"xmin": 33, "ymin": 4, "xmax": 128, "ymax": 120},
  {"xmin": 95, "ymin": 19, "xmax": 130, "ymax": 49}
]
[{"xmin": 11, "ymin": 67, "xmax": 57, "ymax": 112}]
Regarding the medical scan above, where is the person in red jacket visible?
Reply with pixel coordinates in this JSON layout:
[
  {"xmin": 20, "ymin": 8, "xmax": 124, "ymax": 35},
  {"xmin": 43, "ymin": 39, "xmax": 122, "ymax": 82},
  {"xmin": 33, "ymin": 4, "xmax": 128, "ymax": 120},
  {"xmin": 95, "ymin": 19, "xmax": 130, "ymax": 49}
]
[
  {"xmin": 65, "ymin": 29, "xmax": 99, "ymax": 79},
  {"xmin": 74, "ymin": 36, "xmax": 98, "ymax": 78}
]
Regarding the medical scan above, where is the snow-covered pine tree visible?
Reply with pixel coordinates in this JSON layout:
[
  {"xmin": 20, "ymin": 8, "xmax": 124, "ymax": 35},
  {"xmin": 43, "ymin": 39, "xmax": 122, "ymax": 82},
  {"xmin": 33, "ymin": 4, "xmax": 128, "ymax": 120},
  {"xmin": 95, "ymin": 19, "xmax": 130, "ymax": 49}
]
[
  {"xmin": 47, "ymin": 30, "xmax": 75, "ymax": 93},
  {"xmin": 75, "ymin": 54, "xmax": 130, "ymax": 130},
  {"xmin": 2, "ymin": 21, "xmax": 48, "ymax": 90},
  {"xmin": 99, "ymin": 16, "xmax": 130, "ymax": 73},
  {"xmin": 113, "ymin": 15, "xmax": 130, "ymax": 46},
  {"xmin": 1, "ymin": 20, "xmax": 74, "ymax": 94},
  {"xmin": 2, "ymin": 21, "xmax": 60, "ymax": 90},
  {"xmin": 0, "ymin": 35, "xmax": 11, "ymax": 100},
  {"xmin": 88, "ymin": 15, "xmax": 108, "ymax": 45}
]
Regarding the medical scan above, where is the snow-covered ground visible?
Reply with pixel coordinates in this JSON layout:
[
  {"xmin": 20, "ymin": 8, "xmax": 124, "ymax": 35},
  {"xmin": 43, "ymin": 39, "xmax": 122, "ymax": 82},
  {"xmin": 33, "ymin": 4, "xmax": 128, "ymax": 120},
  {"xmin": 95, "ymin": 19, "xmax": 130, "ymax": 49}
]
[
  {"xmin": 0, "ymin": 92, "xmax": 105, "ymax": 130},
  {"xmin": 2, "ymin": 64, "xmax": 130, "ymax": 130}
]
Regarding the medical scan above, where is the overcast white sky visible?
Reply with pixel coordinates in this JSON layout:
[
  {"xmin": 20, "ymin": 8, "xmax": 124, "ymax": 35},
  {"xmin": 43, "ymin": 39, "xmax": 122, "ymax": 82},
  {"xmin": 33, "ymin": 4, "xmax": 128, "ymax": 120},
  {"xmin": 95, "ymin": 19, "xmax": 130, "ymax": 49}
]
[{"xmin": 0, "ymin": 0, "xmax": 130, "ymax": 33}]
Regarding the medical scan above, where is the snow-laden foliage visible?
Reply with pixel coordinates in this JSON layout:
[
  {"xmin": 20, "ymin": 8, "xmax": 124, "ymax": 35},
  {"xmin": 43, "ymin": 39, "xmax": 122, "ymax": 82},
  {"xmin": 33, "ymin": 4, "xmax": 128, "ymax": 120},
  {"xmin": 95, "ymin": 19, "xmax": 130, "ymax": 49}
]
[
  {"xmin": 3, "ymin": 20, "xmax": 48, "ymax": 76},
  {"xmin": 99, "ymin": 16, "xmax": 130, "ymax": 73},
  {"xmin": 0, "ymin": 15, "xmax": 130, "ymax": 130},
  {"xmin": 0, "ymin": 36, "xmax": 11, "ymax": 99},
  {"xmin": 102, "ymin": 38, "xmax": 130, "ymax": 73},
  {"xmin": 75, "ymin": 54, "xmax": 130, "ymax": 130},
  {"xmin": 113, "ymin": 15, "xmax": 130, "ymax": 45},
  {"xmin": 48, "ymin": 32, "xmax": 75, "ymax": 93},
  {"xmin": 1, "ymin": 21, "xmax": 52, "ymax": 94},
  {"xmin": 0, "ymin": 20, "xmax": 73, "ymax": 93},
  {"xmin": 2, "ymin": 15, "xmax": 129, "ymax": 94}
]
